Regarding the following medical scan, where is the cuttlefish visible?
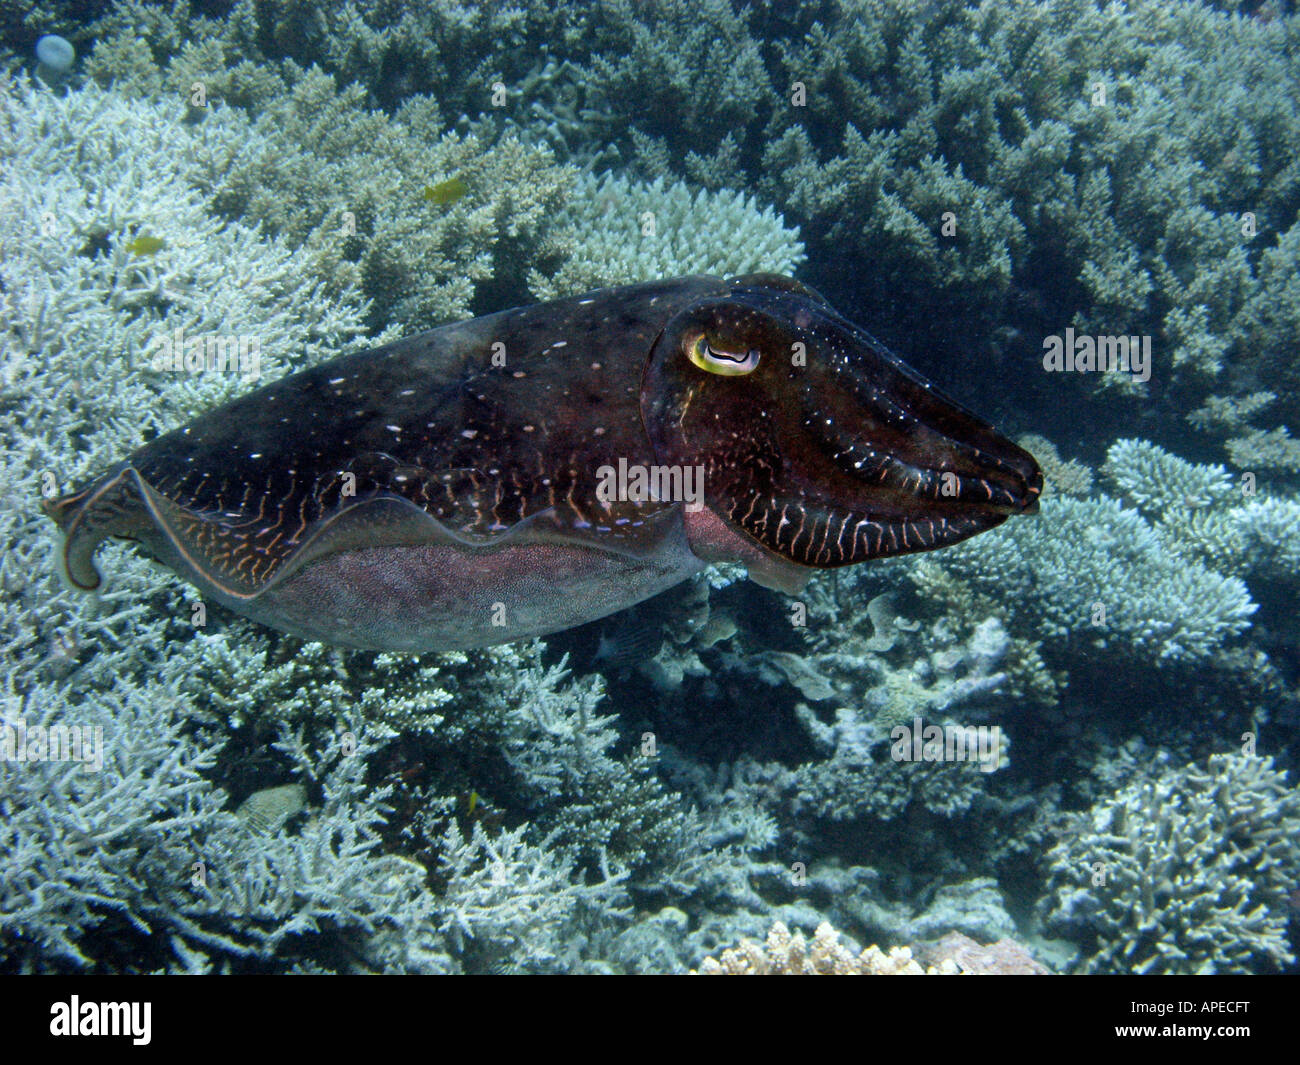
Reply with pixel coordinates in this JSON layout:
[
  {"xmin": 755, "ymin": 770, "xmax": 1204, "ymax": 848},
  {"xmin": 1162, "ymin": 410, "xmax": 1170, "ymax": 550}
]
[{"xmin": 44, "ymin": 274, "xmax": 1041, "ymax": 651}]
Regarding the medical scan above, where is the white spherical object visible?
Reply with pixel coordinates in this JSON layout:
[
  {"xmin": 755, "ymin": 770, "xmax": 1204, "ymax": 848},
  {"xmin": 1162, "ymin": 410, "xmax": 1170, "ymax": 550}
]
[{"xmin": 36, "ymin": 35, "xmax": 76, "ymax": 73}]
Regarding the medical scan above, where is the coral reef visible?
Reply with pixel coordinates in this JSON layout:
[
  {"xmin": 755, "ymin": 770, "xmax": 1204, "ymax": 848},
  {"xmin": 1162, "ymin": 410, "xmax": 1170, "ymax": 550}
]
[
  {"xmin": 0, "ymin": 630, "xmax": 645, "ymax": 973},
  {"xmin": 428, "ymin": 821, "xmax": 628, "ymax": 973},
  {"xmin": 759, "ymin": 1, "xmax": 1300, "ymax": 468},
  {"xmin": 1040, "ymin": 752, "xmax": 1300, "ymax": 974},
  {"xmin": 0, "ymin": 691, "xmax": 441, "ymax": 972},
  {"xmin": 3, "ymin": 0, "xmax": 1299, "ymax": 978},
  {"xmin": 692, "ymin": 921, "xmax": 959, "ymax": 975},
  {"xmin": 0, "ymin": 77, "xmax": 371, "ymax": 462},
  {"xmin": 41, "ymin": 0, "xmax": 1300, "ymax": 475},
  {"xmin": 1100, "ymin": 438, "xmax": 1300, "ymax": 590},
  {"xmin": 527, "ymin": 172, "xmax": 804, "ymax": 301},
  {"xmin": 203, "ymin": 68, "xmax": 576, "ymax": 331},
  {"xmin": 74, "ymin": 44, "xmax": 578, "ymax": 330},
  {"xmin": 1237, "ymin": 497, "xmax": 1300, "ymax": 580},
  {"xmin": 1102, "ymin": 438, "xmax": 1235, "ymax": 516},
  {"xmin": 935, "ymin": 493, "xmax": 1257, "ymax": 665}
]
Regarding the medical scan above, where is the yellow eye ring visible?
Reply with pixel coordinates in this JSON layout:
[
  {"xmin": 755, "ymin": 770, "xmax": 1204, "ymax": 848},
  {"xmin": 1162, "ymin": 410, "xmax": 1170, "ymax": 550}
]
[{"xmin": 689, "ymin": 335, "xmax": 760, "ymax": 376}]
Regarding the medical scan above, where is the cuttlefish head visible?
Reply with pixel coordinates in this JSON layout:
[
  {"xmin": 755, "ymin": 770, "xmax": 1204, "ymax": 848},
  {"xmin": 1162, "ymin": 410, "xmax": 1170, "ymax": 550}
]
[{"xmin": 641, "ymin": 273, "xmax": 1042, "ymax": 574}]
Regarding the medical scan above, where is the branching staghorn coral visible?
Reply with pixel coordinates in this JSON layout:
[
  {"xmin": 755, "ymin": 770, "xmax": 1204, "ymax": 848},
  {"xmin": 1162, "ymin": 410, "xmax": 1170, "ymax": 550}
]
[
  {"xmin": 1040, "ymin": 751, "xmax": 1300, "ymax": 974},
  {"xmin": 527, "ymin": 172, "xmax": 805, "ymax": 302},
  {"xmin": 185, "ymin": 623, "xmax": 464, "ymax": 741},
  {"xmin": 1101, "ymin": 438, "xmax": 1236, "ymax": 515},
  {"xmin": 1101, "ymin": 438, "xmax": 1300, "ymax": 586},
  {"xmin": 430, "ymin": 820, "xmax": 630, "ymax": 973},
  {"xmin": 488, "ymin": 647, "xmax": 712, "ymax": 880},
  {"xmin": 73, "ymin": 29, "xmax": 582, "ymax": 329},
  {"xmin": 0, "ymin": 689, "xmax": 440, "ymax": 972},
  {"xmin": 935, "ymin": 492, "xmax": 1257, "ymax": 665}
]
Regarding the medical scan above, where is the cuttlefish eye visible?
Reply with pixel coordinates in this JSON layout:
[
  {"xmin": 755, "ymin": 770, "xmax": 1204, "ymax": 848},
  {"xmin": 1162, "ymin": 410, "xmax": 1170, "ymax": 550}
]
[{"xmin": 689, "ymin": 334, "xmax": 760, "ymax": 376}]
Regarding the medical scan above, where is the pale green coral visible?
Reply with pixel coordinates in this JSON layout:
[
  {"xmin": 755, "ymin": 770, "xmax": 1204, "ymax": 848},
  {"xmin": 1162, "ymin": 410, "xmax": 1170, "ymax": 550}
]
[
  {"xmin": 78, "ymin": 34, "xmax": 581, "ymax": 330},
  {"xmin": 1100, "ymin": 439, "xmax": 1300, "ymax": 584},
  {"xmin": 1235, "ymin": 497, "xmax": 1300, "ymax": 579},
  {"xmin": 765, "ymin": 123, "xmax": 1026, "ymax": 332},
  {"xmin": 192, "ymin": 66, "xmax": 577, "ymax": 331},
  {"xmin": 1041, "ymin": 752, "xmax": 1300, "ymax": 974},
  {"xmin": 185, "ymin": 625, "xmax": 462, "ymax": 740},
  {"xmin": 528, "ymin": 172, "xmax": 805, "ymax": 302},
  {"xmin": 488, "ymin": 649, "xmax": 704, "ymax": 877},
  {"xmin": 792, "ymin": 741, "xmax": 987, "ymax": 824},
  {"xmin": 1228, "ymin": 217, "xmax": 1300, "ymax": 459},
  {"xmin": 1101, "ymin": 438, "xmax": 1235, "ymax": 515},
  {"xmin": 1173, "ymin": 506, "xmax": 1252, "ymax": 577},
  {"xmin": 940, "ymin": 494, "xmax": 1256, "ymax": 664},
  {"xmin": 1016, "ymin": 434, "xmax": 1094, "ymax": 498}
]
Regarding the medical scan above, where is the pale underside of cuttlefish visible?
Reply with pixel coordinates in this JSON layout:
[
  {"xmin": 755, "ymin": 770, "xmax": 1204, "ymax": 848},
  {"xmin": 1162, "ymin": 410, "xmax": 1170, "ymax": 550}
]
[{"xmin": 44, "ymin": 274, "xmax": 1041, "ymax": 651}]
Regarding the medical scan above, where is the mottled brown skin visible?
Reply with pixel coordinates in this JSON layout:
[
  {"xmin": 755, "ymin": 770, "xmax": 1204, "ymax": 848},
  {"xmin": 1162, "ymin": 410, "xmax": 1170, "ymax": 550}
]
[{"xmin": 44, "ymin": 274, "xmax": 1041, "ymax": 650}]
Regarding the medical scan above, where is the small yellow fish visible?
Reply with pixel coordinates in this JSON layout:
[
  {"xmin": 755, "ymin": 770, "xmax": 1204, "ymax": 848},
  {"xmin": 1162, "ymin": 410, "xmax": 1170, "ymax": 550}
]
[
  {"xmin": 126, "ymin": 235, "xmax": 165, "ymax": 256},
  {"xmin": 467, "ymin": 789, "xmax": 479, "ymax": 817},
  {"xmin": 422, "ymin": 177, "xmax": 468, "ymax": 205}
]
